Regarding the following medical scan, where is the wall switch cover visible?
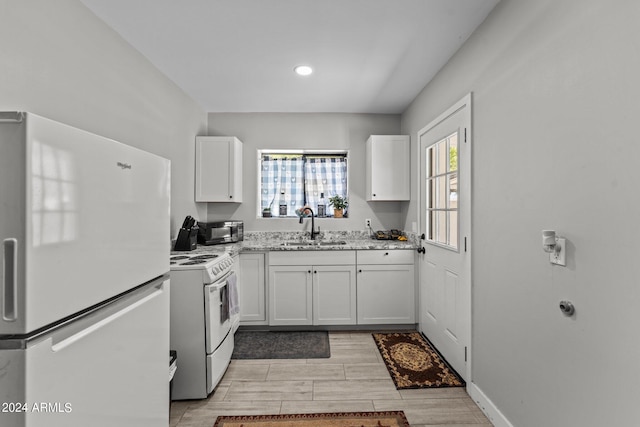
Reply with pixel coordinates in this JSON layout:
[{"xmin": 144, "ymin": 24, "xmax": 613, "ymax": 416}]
[{"xmin": 550, "ymin": 237, "xmax": 566, "ymax": 266}]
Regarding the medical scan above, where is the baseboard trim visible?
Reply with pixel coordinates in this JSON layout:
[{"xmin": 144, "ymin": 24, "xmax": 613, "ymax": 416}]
[
  {"xmin": 467, "ymin": 382, "xmax": 513, "ymax": 427},
  {"xmin": 238, "ymin": 324, "xmax": 418, "ymax": 332}
]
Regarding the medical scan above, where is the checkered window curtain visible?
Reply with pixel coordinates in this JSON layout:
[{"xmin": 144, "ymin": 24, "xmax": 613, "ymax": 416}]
[
  {"xmin": 261, "ymin": 155, "xmax": 347, "ymax": 217},
  {"xmin": 260, "ymin": 156, "xmax": 305, "ymax": 217},
  {"xmin": 305, "ymin": 157, "xmax": 348, "ymax": 216}
]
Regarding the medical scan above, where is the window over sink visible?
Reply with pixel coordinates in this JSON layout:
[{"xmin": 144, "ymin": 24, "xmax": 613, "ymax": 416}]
[{"xmin": 258, "ymin": 150, "xmax": 348, "ymax": 218}]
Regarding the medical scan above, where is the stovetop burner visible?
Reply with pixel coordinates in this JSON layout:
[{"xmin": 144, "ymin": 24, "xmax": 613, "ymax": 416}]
[
  {"xmin": 170, "ymin": 251, "xmax": 229, "ymax": 271},
  {"xmin": 181, "ymin": 260, "xmax": 207, "ymax": 265},
  {"xmin": 190, "ymin": 254, "xmax": 219, "ymax": 260},
  {"xmin": 170, "ymin": 254, "xmax": 219, "ymax": 264}
]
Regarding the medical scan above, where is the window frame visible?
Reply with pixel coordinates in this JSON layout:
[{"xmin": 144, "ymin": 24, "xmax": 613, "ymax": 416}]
[
  {"xmin": 256, "ymin": 149, "xmax": 350, "ymax": 219},
  {"xmin": 425, "ymin": 131, "xmax": 459, "ymax": 251}
]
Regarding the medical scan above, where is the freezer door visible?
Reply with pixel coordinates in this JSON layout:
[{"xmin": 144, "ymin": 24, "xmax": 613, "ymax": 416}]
[
  {"xmin": 0, "ymin": 277, "xmax": 170, "ymax": 427},
  {"xmin": 0, "ymin": 113, "xmax": 171, "ymax": 335}
]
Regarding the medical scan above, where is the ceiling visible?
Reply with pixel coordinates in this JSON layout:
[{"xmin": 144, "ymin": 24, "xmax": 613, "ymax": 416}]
[{"xmin": 81, "ymin": 0, "xmax": 500, "ymax": 114}]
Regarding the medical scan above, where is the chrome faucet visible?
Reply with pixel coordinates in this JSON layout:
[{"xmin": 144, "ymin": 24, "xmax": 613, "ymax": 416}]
[{"xmin": 298, "ymin": 207, "xmax": 319, "ymax": 239}]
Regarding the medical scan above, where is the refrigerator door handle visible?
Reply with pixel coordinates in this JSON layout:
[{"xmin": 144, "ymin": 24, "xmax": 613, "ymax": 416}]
[
  {"xmin": 51, "ymin": 278, "xmax": 166, "ymax": 352},
  {"xmin": 2, "ymin": 238, "xmax": 18, "ymax": 321}
]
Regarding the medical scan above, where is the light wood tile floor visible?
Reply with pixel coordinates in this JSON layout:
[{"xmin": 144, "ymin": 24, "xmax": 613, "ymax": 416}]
[{"xmin": 170, "ymin": 331, "xmax": 492, "ymax": 427}]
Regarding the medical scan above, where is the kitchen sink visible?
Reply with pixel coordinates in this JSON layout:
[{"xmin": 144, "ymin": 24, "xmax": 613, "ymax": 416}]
[
  {"xmin": 317, "ymin": 240, "xmax": 347, "ymax": 246},
  {"xmin": 280, "ymin": 241, "xmax": 314, "ymax": 246},
  {"xmin": 280, "ymin": 240, "xmax": 348, "ymax": 247}
]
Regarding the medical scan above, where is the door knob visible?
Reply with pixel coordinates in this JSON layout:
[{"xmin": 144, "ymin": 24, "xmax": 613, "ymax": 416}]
[{"xmin": 559, "ymin": 301, "xmax": 575, "ymax": 316}]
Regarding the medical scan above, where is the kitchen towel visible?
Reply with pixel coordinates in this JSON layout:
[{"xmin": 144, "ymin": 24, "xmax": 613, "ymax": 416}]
[{"xmin": 227, "ymin": 273, "xmax": 239, "ymax": 315}]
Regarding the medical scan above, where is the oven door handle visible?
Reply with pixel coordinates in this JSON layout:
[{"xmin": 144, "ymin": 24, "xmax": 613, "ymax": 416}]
[{"xmin": 209, "ymin": 270, "xmax": 233, "ymax": 291}]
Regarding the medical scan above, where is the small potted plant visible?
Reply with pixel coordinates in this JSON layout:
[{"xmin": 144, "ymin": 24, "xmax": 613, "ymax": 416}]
[{"xmin": 328, "ymin": 195, "xmax": 348, "ymax": 218}]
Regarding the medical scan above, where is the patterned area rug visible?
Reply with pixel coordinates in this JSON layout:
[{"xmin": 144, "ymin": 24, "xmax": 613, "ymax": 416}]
[
  {"xmin": 372, "ymin": 332, "xmax": 464, "ymax": 389},
  {"xmin": 232, "ymin": 331, "xmax": 330, "ymax": 359},
  {"xmin": 213, "ymin": 411, "xmax": 410, "ymax": 427}
]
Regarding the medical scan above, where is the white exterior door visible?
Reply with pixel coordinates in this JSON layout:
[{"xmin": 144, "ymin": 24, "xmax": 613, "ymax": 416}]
[{"xmin": 418, "ymin": 94, "xmax": 471, "ymax": 381}]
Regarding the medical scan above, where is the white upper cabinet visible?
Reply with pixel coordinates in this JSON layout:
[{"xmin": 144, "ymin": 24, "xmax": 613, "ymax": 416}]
[
  {"xmin": 366, "ymin": 135, "xmax": 410, "ymax": 201},
  {"xmin": 195, "ymin": 136, "xmax": 243, "ymax": 202}
]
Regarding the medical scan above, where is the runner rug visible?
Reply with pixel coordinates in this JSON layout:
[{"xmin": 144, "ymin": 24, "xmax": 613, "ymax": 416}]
[
  {"xmin": 372, "ymin": 332, "xmax": 464, "ymax": 389},
  {"xmin": 232, "ymin": 331, "xmax": 330, "ymax": 359},
  {"xmin": 213, "ymin": 411, "xmax": 410, "ymax": 427}
]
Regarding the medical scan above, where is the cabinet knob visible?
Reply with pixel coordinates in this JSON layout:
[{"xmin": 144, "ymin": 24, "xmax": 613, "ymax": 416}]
[
  {"xmin": 229, "ymin": 195, "xmax": 233, "ymax": 199},
  {"xmin": 308, "ymin": 270, "xmax": 311, "ymax": 273},
  {"xmin": 358, "ymin": 269, "xmax": 362, "ymax": 273}
]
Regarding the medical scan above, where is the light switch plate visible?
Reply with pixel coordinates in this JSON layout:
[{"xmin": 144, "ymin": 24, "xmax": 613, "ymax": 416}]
[{"xmin": 550, "ymin": 237, "xmax": 566, "ymax": 266}]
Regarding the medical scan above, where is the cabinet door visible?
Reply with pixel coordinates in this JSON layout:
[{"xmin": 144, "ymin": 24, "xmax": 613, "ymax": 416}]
[
  {"xmin": 357, "ymin": 264, "xmax": 415, "ymax": 324},
  {"xmin": 313, "ymin": 265, "xmax": 356, "ymax": 325},
  {"xmin": 195, "ymin": 137, "xmax": 243, "ymax": 202},
  {"xmin": 238, "ymin": 253, "xmax": 266, "ymax": 324},
  {"xmin": 366, "ymin": 135, "xmax": 410, "ymax": 201},
  {"xmin": 268, "ymin": 266, "xmax": 313, "ymax": 325}
]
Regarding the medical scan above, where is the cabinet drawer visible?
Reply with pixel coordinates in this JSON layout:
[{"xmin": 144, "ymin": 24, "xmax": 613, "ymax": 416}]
[
  {"xmin": 357, "ymin": 249, "xmax": 414, "ymax": 265},
  {"xmin": 269, "ymin": 250, "xmax": 356, "ymax": 266}
]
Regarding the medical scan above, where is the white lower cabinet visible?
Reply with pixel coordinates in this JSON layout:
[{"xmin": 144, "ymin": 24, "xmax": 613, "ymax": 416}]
[
  {"xmin": 356, "ymin": 250, "xmax": 416, "ymax": 325},
  {"xmin": 268, "ymin": 251, "xmax": 356, "ymax": 326},
  {"xmin": 313, "ymin": 265, "xmax": 356, "ymax": 325},
  {"xmin": 267, "ymin": 249, "xmax": 415, "ymax": 327},
  {"xmin": 238, "ymin": 253, "xmax": 266, "ymax": 325},
  {"xmin": 269, "ymin": 265, "xmax": 313, "ymax": 325}
]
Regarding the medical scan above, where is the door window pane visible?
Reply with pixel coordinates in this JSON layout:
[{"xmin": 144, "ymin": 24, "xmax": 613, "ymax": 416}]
[
  {"xmin": 449, "ymin": 134, "xmax": 458, "ymax": 172},
  {"xmin": 436, "ymin": 211, "xmax": 447, "ymax": 245},
  {"xmin": 448, "ymin": 173, "xmax": 458, "ymax": 210}
]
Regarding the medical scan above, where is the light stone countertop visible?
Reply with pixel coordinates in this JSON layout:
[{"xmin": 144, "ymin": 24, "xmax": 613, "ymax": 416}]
[{"xmin": 171, "ymin": 230, "xmax": 419, "ymax": 257}]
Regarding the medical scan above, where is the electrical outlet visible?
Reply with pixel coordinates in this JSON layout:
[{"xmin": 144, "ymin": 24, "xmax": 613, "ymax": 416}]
[{"xmin": 365, "ymin": 218, "xmax": 371, "ymax": 228}]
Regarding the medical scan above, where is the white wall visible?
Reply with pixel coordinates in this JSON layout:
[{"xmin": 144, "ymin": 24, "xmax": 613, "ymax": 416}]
[
  {"xmin": 401, "ymin": 1, "xmax": 640, "ymax": 426},
  {"xmin": 0, "ymin": 0, "xmax": 208, "ymax": 239},
  {"xmin": 206, "ymin": 113, "xmax": 403, "ymax": 232}
]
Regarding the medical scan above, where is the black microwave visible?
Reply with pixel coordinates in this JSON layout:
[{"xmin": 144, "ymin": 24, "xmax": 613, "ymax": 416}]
[{"xmin": 197, "ymin": 221, "xmax": 244, "ymax": 245}]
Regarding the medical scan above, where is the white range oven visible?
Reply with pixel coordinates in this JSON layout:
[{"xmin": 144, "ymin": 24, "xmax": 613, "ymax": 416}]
[{"xmin": 169, "ymin": 251, "xmax": 239, "ymax": 400}]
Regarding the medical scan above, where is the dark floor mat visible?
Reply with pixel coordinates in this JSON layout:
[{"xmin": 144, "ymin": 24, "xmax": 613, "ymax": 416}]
[{"xmin": 232, "ymin": 331, "xmax": 330, "ymax": 359}]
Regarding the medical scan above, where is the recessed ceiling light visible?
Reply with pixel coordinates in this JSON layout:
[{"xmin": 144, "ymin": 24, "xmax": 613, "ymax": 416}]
[{"xmin": 294, "ymin": 65, "xmax": 313, "ymax": 76}]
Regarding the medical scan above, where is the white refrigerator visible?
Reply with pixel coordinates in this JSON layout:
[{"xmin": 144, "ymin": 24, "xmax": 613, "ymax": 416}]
[{"xmin": 0, "ymin": 112, "xmax": 171, "ymax": 426}]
